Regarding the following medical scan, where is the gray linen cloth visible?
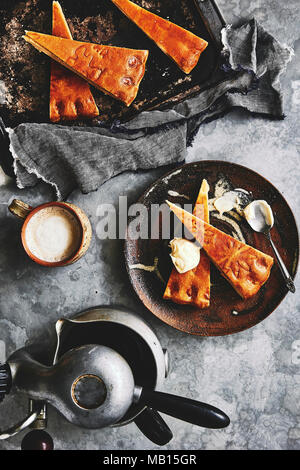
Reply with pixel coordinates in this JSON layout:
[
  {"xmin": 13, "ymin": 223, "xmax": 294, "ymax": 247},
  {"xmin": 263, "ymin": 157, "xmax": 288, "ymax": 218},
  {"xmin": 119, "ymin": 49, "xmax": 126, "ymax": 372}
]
[{"xmin": 6, "ymin": 19, "xmax": 293, "ymax": 200}]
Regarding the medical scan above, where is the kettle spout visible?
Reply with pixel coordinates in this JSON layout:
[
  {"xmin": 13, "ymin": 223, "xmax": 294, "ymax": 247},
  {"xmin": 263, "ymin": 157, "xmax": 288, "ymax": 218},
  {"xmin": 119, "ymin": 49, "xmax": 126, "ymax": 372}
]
[{"xmin": 53, "ymin": 318, "xmax": 76, "ymax": 364}]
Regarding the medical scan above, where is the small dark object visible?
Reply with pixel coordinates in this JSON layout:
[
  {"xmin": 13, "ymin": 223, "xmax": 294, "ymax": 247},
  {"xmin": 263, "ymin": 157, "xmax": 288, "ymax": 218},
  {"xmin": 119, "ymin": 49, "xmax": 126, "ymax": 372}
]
[{"xmin": 21, "ymin": 430, "xmax": 54, "ymax": 450}]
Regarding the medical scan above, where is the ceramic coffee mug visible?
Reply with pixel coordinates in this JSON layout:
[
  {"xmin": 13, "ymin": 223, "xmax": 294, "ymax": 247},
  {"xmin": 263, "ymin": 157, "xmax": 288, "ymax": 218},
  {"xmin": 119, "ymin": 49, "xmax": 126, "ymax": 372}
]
[{"xmin": 9, "ymin": 199, "xmax": 92, "ymax": 267}]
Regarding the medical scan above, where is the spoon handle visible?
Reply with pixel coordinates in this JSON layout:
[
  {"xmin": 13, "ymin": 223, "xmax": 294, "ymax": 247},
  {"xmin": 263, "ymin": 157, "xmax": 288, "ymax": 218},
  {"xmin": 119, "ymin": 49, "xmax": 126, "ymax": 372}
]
[{"xmin": 266, "ymin": 232, "xmax": 295, "ymax": 293}]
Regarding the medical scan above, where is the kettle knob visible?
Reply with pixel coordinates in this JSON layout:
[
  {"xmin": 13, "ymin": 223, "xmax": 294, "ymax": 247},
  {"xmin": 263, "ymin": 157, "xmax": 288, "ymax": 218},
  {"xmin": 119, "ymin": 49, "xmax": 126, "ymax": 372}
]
[
  {"xmin": 0, "ymin": 363, "xmax": 11, "ymax": 403},
  {"xmin": 21, "ymin": 430, "xmax": 54, "ymax": 450}
]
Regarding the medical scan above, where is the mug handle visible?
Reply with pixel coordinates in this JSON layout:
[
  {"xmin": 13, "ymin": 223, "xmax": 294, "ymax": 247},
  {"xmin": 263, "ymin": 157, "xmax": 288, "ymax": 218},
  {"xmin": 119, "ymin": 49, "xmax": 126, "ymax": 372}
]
[{"xmin": 8, "ymin": 199, "xmax": 33, "ymax": 220}]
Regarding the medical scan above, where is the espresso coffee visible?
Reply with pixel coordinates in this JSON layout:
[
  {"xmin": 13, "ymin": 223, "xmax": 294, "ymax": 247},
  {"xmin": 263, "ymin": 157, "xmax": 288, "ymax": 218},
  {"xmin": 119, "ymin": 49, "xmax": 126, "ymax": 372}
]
[{"xmin": 24, "ymin": 205, "xmax": 82, "ymax": 263}]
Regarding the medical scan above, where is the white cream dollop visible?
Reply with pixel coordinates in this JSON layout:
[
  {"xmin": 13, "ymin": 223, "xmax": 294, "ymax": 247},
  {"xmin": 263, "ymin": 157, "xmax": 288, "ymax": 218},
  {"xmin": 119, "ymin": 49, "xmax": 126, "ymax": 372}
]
[
  {"xmin": 243, "ymin": 200, "xmax": 274, "ymax": 230},
  {"xmin": 169, "ymin": 238, "xmax": 200, "ymax": 274},
  {"xmin": 213, "ymin": 190, "xmax": 240, "ymax": 214}
]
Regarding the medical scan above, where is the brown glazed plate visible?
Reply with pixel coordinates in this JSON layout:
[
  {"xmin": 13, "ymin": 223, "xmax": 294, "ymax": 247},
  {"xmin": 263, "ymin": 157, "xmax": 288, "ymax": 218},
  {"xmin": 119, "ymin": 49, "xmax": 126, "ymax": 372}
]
[{"xmin": 124, "ymin": 161, "xmax": 299, "ymax": 336}]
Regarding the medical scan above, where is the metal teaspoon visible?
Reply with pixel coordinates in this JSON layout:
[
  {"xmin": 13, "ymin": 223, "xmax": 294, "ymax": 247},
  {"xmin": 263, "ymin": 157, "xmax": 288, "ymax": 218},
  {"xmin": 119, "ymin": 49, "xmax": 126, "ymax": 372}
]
[{"xmin": 244, "ymin": 200, "xmax": 295, "ymax": 293}]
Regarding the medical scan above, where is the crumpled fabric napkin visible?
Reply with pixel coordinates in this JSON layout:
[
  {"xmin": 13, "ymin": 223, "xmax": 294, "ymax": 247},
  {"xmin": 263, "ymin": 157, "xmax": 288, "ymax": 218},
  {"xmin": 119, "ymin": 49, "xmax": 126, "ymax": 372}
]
[{"xmin": 5, "ymin": 19, "xmax": 293, "ymax": 200}]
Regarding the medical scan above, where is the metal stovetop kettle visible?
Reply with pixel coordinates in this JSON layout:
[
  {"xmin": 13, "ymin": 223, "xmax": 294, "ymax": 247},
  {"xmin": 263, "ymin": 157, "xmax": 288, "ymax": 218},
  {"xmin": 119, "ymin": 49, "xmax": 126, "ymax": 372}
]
[{"xmin": 0, "ymin": 307, "xmax": 230, "ymax": 449}]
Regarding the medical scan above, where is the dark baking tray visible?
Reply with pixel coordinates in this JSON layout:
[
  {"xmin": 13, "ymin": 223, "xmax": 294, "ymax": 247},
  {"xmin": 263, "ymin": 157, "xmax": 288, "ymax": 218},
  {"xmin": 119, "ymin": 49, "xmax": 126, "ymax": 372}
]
[{"xmin": 0, "ymin": 0, "xmax": 226, "ymax": 127}]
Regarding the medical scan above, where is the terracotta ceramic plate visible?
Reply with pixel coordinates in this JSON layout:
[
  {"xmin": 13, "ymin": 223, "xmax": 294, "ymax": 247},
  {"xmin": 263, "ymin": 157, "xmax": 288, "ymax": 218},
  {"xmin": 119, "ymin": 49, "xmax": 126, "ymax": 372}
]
[{"xmin": 124, "ymin": 161, "xmax": 299, "ymax": 336}]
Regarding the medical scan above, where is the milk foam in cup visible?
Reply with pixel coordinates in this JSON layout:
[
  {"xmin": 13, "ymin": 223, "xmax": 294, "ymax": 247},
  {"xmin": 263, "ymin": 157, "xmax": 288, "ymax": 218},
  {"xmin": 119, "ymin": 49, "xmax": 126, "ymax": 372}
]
[
  {"xmin": 24, "ymin": 205, "xmax": 82, "ymax": 263},
  {"xmin": 9, "ymin": 199, "xmax": 92, "ymax": 267}
]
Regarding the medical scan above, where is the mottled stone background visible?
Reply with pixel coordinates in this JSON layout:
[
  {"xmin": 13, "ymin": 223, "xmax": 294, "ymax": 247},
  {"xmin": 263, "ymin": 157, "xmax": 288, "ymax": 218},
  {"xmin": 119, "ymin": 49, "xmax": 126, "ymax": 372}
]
[{"xmin": 0, "ymin": 0, "xmax": 299, "ymax": 450}]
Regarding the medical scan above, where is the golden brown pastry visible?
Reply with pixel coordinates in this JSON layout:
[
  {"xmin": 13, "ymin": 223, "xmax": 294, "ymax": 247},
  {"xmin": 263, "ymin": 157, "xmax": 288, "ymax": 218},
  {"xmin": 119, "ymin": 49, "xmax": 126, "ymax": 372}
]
[
  {"xmin": 50, "ymin": 2, "xmax": 99, "ymax": 122},
  {"xmin": 167, "ymin": 201, "xmax": 274, "ymax": 299},
  {"xmin": 111, "ymin": 0, "xmax": 208, "ymax": 74},
  {"xmin": 24, "ymin": 31, "xmax": 149, "ymax": 106},
  {"xmin": 164, "ymin": 180, "xmax": 211, "ymax": 308}
]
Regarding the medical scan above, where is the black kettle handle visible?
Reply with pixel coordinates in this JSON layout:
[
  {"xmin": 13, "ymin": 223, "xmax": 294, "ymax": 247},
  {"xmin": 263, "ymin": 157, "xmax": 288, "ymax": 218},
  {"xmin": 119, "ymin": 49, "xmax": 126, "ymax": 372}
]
[
  {"xmin": 140, "ymin": 389, "xmax": 230, "ymax": 429},
  {"xmin": 134, "ymin": 407, "xmax": 173, "ymax": 446}
]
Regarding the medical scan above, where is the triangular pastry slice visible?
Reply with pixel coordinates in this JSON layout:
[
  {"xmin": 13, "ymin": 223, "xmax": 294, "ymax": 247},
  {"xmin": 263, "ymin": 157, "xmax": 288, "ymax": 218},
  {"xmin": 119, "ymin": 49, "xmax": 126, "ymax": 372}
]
[
  {"xmin": 111, "ymin": 0, "xmax": 208, "ymax": 74},
  {"xmin": 24, "ymin": 31, "xmax": 149, "ymax": 106},
  {"xmin": 167, "ymin": 201, "xmax": 274, "ymax": 299},
  {"xmin": 50, "ymin": 2, "xmax": 99, "ymax": 122},
  {"xmin": 164, "ymin": 180, "xmax": 210, "ymax": 308}
]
